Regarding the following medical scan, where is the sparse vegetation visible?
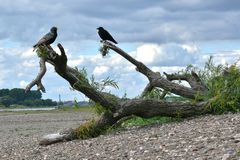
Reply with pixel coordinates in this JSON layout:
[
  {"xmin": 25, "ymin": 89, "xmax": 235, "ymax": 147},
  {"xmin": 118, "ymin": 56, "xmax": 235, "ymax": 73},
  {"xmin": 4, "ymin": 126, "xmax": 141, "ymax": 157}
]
[
  {"xmin": 170, "ymin": 56, "xmax": 240, "ymax": 114},
  {"xmin": 73, "ymin": 119, "xmax": 100, "ymax": 139},
  {"xmin": 205, "ymin": 65, "xmax": 240, "ymax": 113},
  {"xmin": 121, "ymin": 116, "xmax": 182, "ymax": 127},
  {"xmin": 187, "ymin": 57, "xmax": 240, "ymax": 114}
]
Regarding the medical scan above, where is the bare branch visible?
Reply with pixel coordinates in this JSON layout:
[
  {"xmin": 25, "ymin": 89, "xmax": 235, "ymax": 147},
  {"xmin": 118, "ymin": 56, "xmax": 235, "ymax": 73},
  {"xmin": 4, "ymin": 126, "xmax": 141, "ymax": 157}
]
[
  {"xmin": 163, "ymin": 71, "xmax": 208, "ymax": 92},
  {"xmin": 39, "ymin": 128, "xmax": 75, "ymax": 145},
  {"xmin": 102, "ymin": 41, "xmax": 155, "ymax": 77},
  {"xmin": 163, "ymin": 72, "xmax": 188, "ymax": 81},
  {"xmin": 25, "ymin": 57, "xmax": 46, "ymax": 93},
  {"xmin": 40, "ymin": 45, "xmax": 119, "ymax": 112},
  {"xmin": 103, "ymin": 41, "xmax": 199, "ymax": 99}
]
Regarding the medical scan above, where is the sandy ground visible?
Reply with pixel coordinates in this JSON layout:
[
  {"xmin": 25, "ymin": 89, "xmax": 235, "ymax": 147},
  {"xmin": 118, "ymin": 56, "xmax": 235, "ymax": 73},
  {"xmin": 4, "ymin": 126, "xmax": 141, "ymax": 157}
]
[
  {"xmin": 0, "ymin": 111, "xmax": 92, "ymax": 160},
  {"xmin": 0, "ymin": 111, "xmax": 240, "ymax": 160}
]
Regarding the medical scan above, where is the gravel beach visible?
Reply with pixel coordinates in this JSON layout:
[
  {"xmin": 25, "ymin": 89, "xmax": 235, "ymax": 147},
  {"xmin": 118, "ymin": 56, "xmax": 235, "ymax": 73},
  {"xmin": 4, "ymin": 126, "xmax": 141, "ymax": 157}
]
[{"xmin": 0, "ymin": 111, "xmax": 240, "ymax": 160}]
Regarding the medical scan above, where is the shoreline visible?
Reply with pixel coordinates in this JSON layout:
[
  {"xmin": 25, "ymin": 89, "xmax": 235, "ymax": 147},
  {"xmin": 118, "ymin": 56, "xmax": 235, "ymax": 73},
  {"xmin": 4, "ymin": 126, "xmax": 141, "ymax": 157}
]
[{"xmin": 0, "ymin": 107, "xmax": 56, "ymax": 112}]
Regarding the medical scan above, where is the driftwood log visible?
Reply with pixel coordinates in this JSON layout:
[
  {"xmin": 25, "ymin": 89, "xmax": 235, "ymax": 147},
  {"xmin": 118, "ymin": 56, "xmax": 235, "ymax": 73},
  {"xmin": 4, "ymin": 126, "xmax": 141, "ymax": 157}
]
[{"xmin": 26, "ymin": 42, "xmax": 212, "ymax": 145}]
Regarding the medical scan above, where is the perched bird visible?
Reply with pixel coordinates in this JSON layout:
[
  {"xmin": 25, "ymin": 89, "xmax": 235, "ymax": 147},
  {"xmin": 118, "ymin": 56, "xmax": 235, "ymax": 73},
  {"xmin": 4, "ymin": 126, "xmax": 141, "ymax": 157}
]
[
  {"xmin": 97, "ymin": 27, "xmax": 118, "ymax": 44},
  {"xmin": 33, "ymin": 26, "xmax": 58, "ymax": 50}
]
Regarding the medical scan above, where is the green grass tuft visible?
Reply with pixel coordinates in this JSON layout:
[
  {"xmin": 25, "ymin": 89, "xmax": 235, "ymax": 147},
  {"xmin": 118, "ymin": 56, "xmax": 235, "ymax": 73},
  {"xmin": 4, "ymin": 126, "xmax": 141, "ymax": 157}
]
[
  {"xmin": 73, "ymin": 119, "xmax": 108, "ymax": 139},
  {"xmin": 121, "ymin": 116, "xmax": 181, "ymax": 127}
]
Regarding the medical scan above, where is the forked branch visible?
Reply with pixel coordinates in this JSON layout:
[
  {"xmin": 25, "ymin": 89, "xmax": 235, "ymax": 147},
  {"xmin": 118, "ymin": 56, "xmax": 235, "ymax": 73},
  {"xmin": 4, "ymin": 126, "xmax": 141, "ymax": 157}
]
[
  {"xmin": 103, "ymin": 41, "xmax": 204, "ymax": 99},
  {"xmin": 25, "ymin": 57, "xmax": 46, "ymax": 93}
]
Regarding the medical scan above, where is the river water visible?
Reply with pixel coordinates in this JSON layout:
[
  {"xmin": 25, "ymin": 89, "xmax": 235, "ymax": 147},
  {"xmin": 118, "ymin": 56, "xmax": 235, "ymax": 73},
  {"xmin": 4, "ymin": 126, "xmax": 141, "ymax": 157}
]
[{"xmin": 0, "ymin": 107, "xmax": 56, "ymax": 112}]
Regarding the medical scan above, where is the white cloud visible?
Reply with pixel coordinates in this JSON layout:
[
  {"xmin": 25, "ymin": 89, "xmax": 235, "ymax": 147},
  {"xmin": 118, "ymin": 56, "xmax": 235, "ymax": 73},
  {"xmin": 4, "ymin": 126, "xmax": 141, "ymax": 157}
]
[
  {"xmin": 135, "ymin": 44, "xmax": 162, "ymax": 64},
  {"xmin": 134, "ymin": 43, "xmax": 198, "ymax": 66},
  {"xmin": 68, "ymin": 56, "xmax": 84, "ymax": 67},
  {"xmin": 17, "ymin": 72, "xmax": 24, "ymax": 77},
  {"xmin": 151, "ymin": 66, "xmax": 186, "ymax": 74},
  {"xmin": 237, "ymin": 61, "xmax": 240, "ymax": 67},
  {"xmin": 21, "ymin": 48, "xmax": 36, "ymax": 59},
  {"xmin": 201, "ymin": 51, "xmax": 240, "ymax": 66},
  {"xmin": 22, "ymin": 59, "xmax": 38, "ymax": 67},
  {"xmin": 42, "ymin": 85, "xmax": 86, "ymax": 101},
  {"xmin": 93, "ymin": 66, "xmax": 109, "ymax": 76},
  {"xmin": 0, "ymin": 66, "xmax": 5, "ymax": 86},
  {"xmin": 0, "ymin": 54, "xmax": 5, "ymax": 62},
  {"xmin": 1, "ymin": 0, "xmax": 240, "ymax": 45},
  {"xmin": 19, "ymin": 80, "xmax": 28, "ymax": 88},
  {"xmin": 182, "ymin": 43, "xmax": 199, "ymax": 54}
]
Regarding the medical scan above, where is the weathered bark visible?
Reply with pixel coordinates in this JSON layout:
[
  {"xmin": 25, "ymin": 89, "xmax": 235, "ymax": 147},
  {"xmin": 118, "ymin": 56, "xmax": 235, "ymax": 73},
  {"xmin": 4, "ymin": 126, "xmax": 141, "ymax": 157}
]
[
  {"xmin": 25, "ymin": 57, "xmax": 46, "ymax": 93},
  {"xmin": 26, "ymin": 42, "xmax": 211, "ymax": 145},
  {"xmin": 116, "ymin": 99, "xmax": 208, "ymax": 118},
  {"xmin": 40, "ymin": 112, "xmax": 119, "ymax": 145},
  {"xmin": 163, "ymin": 71, "xmax": 208, "ymax": 92},
  {"xmin": 140, "ymin": 83, "xmax": 154, "ymax": 97},
  {"xmin": 39, "ymin": 128, "xmax": 75, "ymax": 145}
]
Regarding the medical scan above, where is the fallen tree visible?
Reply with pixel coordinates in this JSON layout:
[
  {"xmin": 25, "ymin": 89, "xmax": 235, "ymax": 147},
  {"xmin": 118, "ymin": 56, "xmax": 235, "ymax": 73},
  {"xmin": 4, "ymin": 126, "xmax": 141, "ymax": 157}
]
[{"xmin": 25, "ymin": 42, "xmax": 240, "ymax": 145}]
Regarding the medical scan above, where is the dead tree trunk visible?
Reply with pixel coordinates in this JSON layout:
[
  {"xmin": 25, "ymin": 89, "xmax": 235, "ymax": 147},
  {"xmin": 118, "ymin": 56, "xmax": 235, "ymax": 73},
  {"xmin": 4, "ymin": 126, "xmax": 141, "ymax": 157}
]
[{"xmin": 26, "ymin": 42, "xmax": 212, "ymax": 145}]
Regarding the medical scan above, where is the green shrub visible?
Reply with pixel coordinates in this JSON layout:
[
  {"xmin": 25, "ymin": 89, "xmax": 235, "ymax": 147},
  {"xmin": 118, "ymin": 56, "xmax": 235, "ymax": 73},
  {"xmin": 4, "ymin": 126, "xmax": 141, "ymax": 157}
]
[
  {"xmin": 205, "ymin": 65, "xmax": 240, "ymax": 113},
  {"xmin": 184, "ymin": 57, "xmax": 240, "ymax": 114}
]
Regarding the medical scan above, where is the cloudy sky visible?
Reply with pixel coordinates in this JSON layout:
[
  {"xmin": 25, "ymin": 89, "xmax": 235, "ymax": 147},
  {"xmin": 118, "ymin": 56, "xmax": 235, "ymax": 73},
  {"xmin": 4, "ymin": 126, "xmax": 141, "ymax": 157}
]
[{"xmin": 0, "ymin": 0, "xmax": 240, "ymax": 101}]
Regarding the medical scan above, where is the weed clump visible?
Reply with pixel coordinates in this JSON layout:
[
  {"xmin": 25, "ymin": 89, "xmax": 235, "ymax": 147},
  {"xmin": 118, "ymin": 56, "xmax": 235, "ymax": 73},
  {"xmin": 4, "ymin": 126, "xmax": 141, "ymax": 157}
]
[{"xmin": 73, "ymin": 119, "xmax": 100, "ymax": 139}]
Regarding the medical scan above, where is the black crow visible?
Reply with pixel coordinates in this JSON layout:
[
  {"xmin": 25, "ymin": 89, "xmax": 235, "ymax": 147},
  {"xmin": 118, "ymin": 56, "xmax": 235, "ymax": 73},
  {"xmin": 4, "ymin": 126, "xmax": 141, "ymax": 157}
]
[
  {"xmin": 33, "ymin": 26, "xmax": 57, "ymax": 50},
  {"xmin": 97, "ymin": 27, "xmax": 117, "ymax": 44}
]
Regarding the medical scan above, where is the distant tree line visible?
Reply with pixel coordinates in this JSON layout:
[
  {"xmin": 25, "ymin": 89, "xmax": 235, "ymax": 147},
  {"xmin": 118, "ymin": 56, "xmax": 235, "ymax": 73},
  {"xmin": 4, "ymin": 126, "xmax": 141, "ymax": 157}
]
[{"xmin": 0, "ymin": 88, "xmax": 57, "ymax": 107}]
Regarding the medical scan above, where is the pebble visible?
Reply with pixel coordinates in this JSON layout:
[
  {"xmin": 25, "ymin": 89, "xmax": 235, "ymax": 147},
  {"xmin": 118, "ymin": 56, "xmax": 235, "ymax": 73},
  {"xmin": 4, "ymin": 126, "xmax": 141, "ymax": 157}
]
[{"xmin": 1, "ymin": 112, "xmax": 240, "ymax": 159}]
